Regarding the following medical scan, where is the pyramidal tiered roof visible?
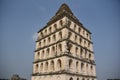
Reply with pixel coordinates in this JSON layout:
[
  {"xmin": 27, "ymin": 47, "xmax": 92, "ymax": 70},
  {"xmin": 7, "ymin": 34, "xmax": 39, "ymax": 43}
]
[
  {"xmin": 39, "ymin": 3, "xmax": 91, "ymax": 33},
  {"xmin": 47, "ymin": 3, "xmax": 80, "ymax": 26}
]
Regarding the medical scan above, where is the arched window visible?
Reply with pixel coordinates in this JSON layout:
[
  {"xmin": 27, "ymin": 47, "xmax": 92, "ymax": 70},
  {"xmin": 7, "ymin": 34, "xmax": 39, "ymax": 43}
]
[
  {"xmin": 79, "ymin": 38, "xmax": 82, "ymax": 44},
  {"xmin": 53, "ymin": 34, "xmax": 56, "ymax": 41},
  {"xmin": 49, "ymin": 27, "xmax": 51, "ymax": 33},
  {"xmin": 82, "ymin": 78, "xmax": 85, "ymax": 80},
  {"xmin": 46, "ymin": 48, "xmax": 49, "ymax": 58},
  {"xmin": 78, "ymin": 28, "xmax": 81, "ymax": 34},
  {"xmin": 60, "ymin": 20, "xmax": 63, "ymax": 26},
  {"xmin": 75, "ymin": 35, "xmax": 77, "ymax": 42},
  {"xmin": 58, "ymin": 44, "xmax": 62, "ymax": 52},
  {"xmin": 76, "ymin": 61, "xmax": 79, "ymax": 72},
  {"xmin": 40, "ymin": 32, "xmax": 43, "ymax": 37},
  {"xmin": 77, "ymin": 78, "xmax": 79, "ymax": 80},
  {"xmin": 57, "ymin": 59, "xmax": 62, "ymax": 70},
  {"xmin": 91, "ymin": 65, "xmax": 93, "ymax": 69},
  {"xmin": 80, "ymin": 48, "xmax": 83, "ymax": 58},
  {"xmin": 45, "ymin": 62, "xmax": 48, "ymax": 71},
  {"xmin": 54, "ymin": 24, "xmax": 57, "ymax": 31},
  {"xmin": 48, "ymin": 37, "xmax": 51, "ymax": 43},
  {"xmin": 43, "ymin": 39, "xmax": 46, "ymax": 46},
  {"xmin": 59, "ymin": 31, "xmax": 62, "ymax": 39},
  {"xmin": 85, "ymin": 50, "xmax": 87, "ymax": 58},
  {"xmin": 88, "ymin": 43, "xmax": 90, "ymax": 48},
  {"xmin": 45, "ymin": 29, "xmax": 47, "ymax": 35},
  {"xmin": 69, "ymin": 44, "xmax": 73, "ymax": 54},
  {"xmin": 84, "ymin": 40, "xmax": 86, "ymax": 46},
  {"xmin": 68, "ymin": 20, "xmax": 71, "ymax": 27},
  {"xmin": 75, "ymin": 47, "xmax": 78, "ymax": 56},
  {"xmin": 86, "ymin": 64, "xmax": 88, "ymax": 74},
  {"xmin": 41, "ymin": 50, "xmax": 44, "ymax": 59},
  {"xmin": 89, "ymin": 54, "xmax": 91, "ymax": 60},
  {"xmin": 40, "ymin": 63, "xmax": 43, "ymax": 72},
  {"xmin": 86, "ymin": 33, "xmax": 88, "ymax": 38},
  {"xmin": 69, "ymin": 77, "xmax": 73, "ymax": 80},
  {"xmin": 52, "ymin": 46, "xmax": 56, "ymax": 56},
  {"xmin": 81, "ymin": 63, "xmax": 84, "ymax": 72},
  {"xmin": 74, "ymin": 24, "xmax": 76, "ymax": 31},
  {"xmin": 39, "ymin": 41, "xmax": 41, "ymax": 47},
  {"xmin": 50, "ymin": 60, "xmax": 54, "ymax": 71},
  {"xmin": 69, "ymin": 59, "xmax": 73, "ymax": 69},
  {"xmin": 37, "ymin": 52, "xmax": 40, "ymax": 59},
  {"xmin": 35, "ymin": 64, "xmax": 38, "ymax": 73}
]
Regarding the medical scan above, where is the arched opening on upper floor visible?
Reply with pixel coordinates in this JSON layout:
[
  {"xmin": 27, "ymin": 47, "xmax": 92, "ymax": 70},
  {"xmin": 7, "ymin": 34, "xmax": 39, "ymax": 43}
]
[
  {"xmin": 74, "ymin": 24, "xmax": 76, "ymax": 31},
  {"xmin": 40, "ymin": 63, "xmax": 43, "ymax": 72},
  {"xmin": 75, "ymin": 47, "xmax": 78, "ymax": 56},
  {"xmin": 43, "ymin": 39, "xmax": 46, "ymax": 46},
  {"xmin": 45, "ymin": 61, "xmax": 48, "ymax": 71},
  {"xmin": 60, "ymin": 20, "xmax": 63, "ymax": 26},
  {"xmin": 77, "ymin": 78, "xmax": 79, "ymax": 80},
  {"xmin": 76, "ymin": 61, "xmax": 79, "ymax": 72},
  {"xmin": 52, "ymin": 46, "xmax": 56, "ymax": 56},
  {"xmin": 81, "ymin": 63, "xmax": 84, "ymax": 72},
  {"xmin": 48, "ymin": 37, "xmax": 51, "ymax": 43},
  {"xmin": 46, "ymin": 48, "xmax": 50, "ymax": 58},
  {"xmin": 49, "ymin": 27, "xmax": 52, "ymax": 33},
  {"xmin": 57, "ymin": 59, "xmax": 62, "ymax": 70},
  {"xmin": 58, "ymin": 44, "xmax": 62, "ymax": 54},
  {"xmin": 54, "ymin": 24, "xmax": 57, "ymax": 31},
  {"xmin": 37, "ymin": 52, "xmax": 40, "ymax": 59},
  {"xmin": 89, "ymin": 53, "xmax": 91, "ymax": 60},
  {"xmin": 35, "ymin": 64, "xmax": 38, "ymax": 73},
  {"xmin": 69, "ymin": 77, "xmax": 73, "ymax": 80},
  {"xmin": 50, "ymin": 60, "xmax": 54, "ymax": 71},
  {"xmin": 69, "ymin": 59, "xmax": 73, "ymax": 69},
  {"xmin": 59, "ymin": 31, "xmax": 62, "ymax": 39},
  {"xmin": 80, "ymin": 48, "xmax": 83, "ymax": 58},
  {"xmin": 82, "ymin": 78, "xmax": 85, "ymax": 80},
  {"xmin": 41, "ymin": 50, "xmax": 44, "ymax": 59},
  {"xmin": 53, "ymin": 34, "xmax": 56, "ymax": 41},
  {"xmin": 78, "ymin": 27, "xmax": 81, "ymax": 34}
]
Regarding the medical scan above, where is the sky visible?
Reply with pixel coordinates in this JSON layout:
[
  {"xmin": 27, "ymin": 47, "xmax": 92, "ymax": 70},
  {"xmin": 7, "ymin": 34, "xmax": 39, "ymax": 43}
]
[{"xmin": 0, "ymin": 0, "xmax": 120, "ymax": 80}]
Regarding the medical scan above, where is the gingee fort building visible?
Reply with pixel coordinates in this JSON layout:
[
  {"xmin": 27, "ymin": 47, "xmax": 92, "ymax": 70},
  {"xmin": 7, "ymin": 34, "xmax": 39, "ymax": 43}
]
[{"xmin": 31, "ymin": 3, "xmax": 97, "ymax": 80}]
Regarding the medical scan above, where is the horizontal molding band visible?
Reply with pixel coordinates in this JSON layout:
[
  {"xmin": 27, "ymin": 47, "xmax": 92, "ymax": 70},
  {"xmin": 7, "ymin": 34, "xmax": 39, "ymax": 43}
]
[
  {"xmin": 33, "ymin": 53, "xmax": 96, "ymax": 65},
  {"xmin": 32, "ymin": 71, "xmax": 96, "ymax": 78}
]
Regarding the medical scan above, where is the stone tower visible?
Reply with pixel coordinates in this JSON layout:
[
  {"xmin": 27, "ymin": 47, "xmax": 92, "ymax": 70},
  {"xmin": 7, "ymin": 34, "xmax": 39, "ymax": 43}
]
[{"xmin": 32, "ymin": 3, "xmax": 97, "ymax": 80}]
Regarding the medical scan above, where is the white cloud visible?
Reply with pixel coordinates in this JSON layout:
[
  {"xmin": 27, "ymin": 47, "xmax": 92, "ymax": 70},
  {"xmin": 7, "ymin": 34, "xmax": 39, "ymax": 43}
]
[{"xmin": 32, "ymin": 33, "xmax": 38, "ymax": 41}]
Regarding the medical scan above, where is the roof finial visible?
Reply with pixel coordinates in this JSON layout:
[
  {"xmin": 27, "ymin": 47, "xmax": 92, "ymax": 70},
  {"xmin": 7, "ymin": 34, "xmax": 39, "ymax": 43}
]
[{"xmin": 55, "ymin": 3, "xmax": 73, "ymax": 15}]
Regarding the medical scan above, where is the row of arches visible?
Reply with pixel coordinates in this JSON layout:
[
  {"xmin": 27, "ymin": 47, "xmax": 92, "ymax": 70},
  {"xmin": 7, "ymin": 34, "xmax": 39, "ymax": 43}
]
[
  {"xmin": 68, "ymin": 20, "xmax": 91, "ymax": 40},
  {"xmin": 68, "ymin": 31, "xmax": 91, "ymax": 50},
  {"xmin": 38, "ymin": 19, "xmax": 65, "ymax": 40},
  {"xmin": 34, "ymin": 59, "xmax": 62, "ymax": 73},
  {"xmin": 35, "ymin": 43, "xmax": 62, "ymax": 60},
  {"xmin": 68, "ymin": 59, "xmax": 94, "ymax": 75},
  {"xmin": 34, "ymin": 58, "xmax": 94, "ymax": 76},
  {"xmin": 37, "ymin": 31, "xmax": 63, "ymax": 48},
  {"xmin": 69, "ymin": 44, "xmax": 93, "ymax": 60},
  {"xmin": 35, "ymin": 42, "xmax": 93, "ymax": 61}
]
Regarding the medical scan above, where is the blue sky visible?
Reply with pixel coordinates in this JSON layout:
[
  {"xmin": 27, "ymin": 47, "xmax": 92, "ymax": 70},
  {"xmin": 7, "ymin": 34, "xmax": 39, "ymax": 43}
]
[{"xmin": 0, "ymin": 0, "xmax": 120, "ymax": 80}]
